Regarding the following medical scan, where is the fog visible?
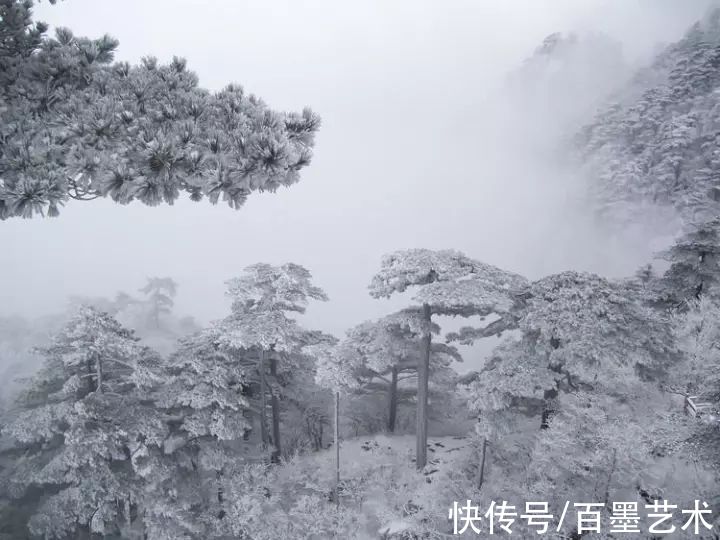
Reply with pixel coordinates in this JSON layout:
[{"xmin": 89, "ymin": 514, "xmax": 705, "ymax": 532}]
[{"xmin": 2, "ymin": 0, "xmax": 717, "ymax": 371}]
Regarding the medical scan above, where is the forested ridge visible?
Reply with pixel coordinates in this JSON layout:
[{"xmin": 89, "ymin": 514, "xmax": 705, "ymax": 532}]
[
  {"xmin": 579, "ymin": 7, "xmax": 720, "ymax": 224},
  {"xmin": 1, "ymin": 1, "xmax": 720, "ymax": 539}
]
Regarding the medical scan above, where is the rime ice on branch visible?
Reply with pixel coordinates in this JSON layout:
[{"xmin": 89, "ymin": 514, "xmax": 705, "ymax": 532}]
[{"xmin": 0, "ymin": 1, "xmax": 320, "ymax": 219}]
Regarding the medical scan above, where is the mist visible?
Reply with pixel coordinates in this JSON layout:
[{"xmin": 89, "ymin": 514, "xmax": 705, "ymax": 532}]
[{"xmin": 2, "ymin": 0, "xmax": 716, "ymax": 372}]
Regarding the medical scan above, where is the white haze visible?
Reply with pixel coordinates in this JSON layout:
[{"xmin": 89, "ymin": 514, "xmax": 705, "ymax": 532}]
[{"xmin": 1, "ymin": 0, "xmax": 717, "ymax": 372}]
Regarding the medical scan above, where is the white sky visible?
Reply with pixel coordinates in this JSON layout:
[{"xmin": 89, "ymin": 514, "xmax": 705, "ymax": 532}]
[{"xmin": 1, "ymin": 0, "xmax": 715, "ymax": 369}]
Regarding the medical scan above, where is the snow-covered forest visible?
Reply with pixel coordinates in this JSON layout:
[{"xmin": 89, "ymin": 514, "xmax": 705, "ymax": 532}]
[{"xmin": 2, "ymin": 0, "xmax": 720, "ymax": 538}]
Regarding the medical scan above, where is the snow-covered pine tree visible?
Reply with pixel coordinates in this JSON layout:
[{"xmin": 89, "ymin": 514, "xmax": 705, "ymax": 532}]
[
  {"xmin": 279, "ymin": 335, "xmax": 338, "ymax": 454},
  {"xmin": 139, "ymin": 277, "xmax": 178, "ymax": 330},
  {"xmin": 331, "ymin": 310, "xmax": 462, "ymax": 434},
  {"xmin": 673, "ymin": 295, "xmax": 720, "ymax": 401},
  {"xmin": 671, "ymin": 297, "xmax": 720, "ymax": 513},
  {"xmin": 0, "ymin": 314, "xmax": 61, "ymax": 412},
  {"xmin": 68, "ymin": 284, "xmax": 199, "ymax": 357},
  {"xmin": 369, "ymin": 249, "xmax": 527, "ymax": 469},
  {"xmin": 672, "ymin": 295, "xmax": 720, "ymax": 411},
  {"xmin": 142, "ymin": 327, "xmax": 252, "ymax": 540},
  {"xmin": 1, "ymin": 305, "xmax": 164, "ymax": 539},
  {"xmin": 214, "ymin": 263, "xmax": 328, "ymax": 463},
  {"xmin": 0, "ymin": 0, "xmax": 319, "ymax": 219},
  {"xmin": 657, "ymin": 217, "xmax": 720, "ymax": 306},
  {"xmin": 469, "ymin": 271, "xmax": 676, "ymax": 423},
  {"xmin": 463, "ymin": 271, "xmax": 687, "ymax": 533}
]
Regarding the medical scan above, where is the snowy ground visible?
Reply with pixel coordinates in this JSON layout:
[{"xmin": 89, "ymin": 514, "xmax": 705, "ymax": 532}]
[{"xmin": 274, "ymin": 433, "xmax": 477, "ymax": 538}]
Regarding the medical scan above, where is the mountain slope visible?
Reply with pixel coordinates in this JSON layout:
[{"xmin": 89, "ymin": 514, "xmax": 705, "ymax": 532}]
[{"xmin": 578, "ymin": 8, "xmax": 720, "ymax": 225}]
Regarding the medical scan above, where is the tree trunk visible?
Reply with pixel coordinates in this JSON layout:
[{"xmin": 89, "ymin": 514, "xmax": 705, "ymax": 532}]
[
  {"xmin": 258, "ymin": 349, "xmax": 269, "ymax": 457},
  {"xmin": 86, "ymin": 357, "xmax": 94, "ymax": 393},
  {"xmin": 269, "ymin": 354, "xmax": 282, "ymax": 463},
  {"xmin": 540, "ymin": 401, "xmax": 556, "ymax": 430},
  {"xmin": 123, "ymin": 498, "xmax": 132, "ymax": 538},
  {"xmin": 387, "ymin": 366, "xmax": 399, "ymax": 433},
  {"xmin": 216, "ymin": 470, "xmax": 226, "ymax": 519},
  {"xmin": 416, "ymin": 303, "xmax": 432, "ymax": 470},
  {"xmin": 334, "ymin": 390, "xmax": 340, "ymax": 508},
  {"xmin": 603, "ymin": 449, "xmax": 617, "ymax": 509},
  {"xmin": 478, "ymin": 436, "xmax": 488, "ymax": 490},
  {"xmin": 540, "ymin": 389, "xmax": 557, "ymax": 430},
  {"xmin": 95, "ymin": 354, "xmax": 103, "ymax": 394}
]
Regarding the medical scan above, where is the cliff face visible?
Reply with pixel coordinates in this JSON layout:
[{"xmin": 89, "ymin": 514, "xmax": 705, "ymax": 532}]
[{"xmin": 503, "ymin": 31, "xmax": 629, "ymax": 154}]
